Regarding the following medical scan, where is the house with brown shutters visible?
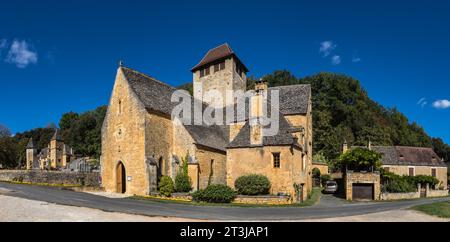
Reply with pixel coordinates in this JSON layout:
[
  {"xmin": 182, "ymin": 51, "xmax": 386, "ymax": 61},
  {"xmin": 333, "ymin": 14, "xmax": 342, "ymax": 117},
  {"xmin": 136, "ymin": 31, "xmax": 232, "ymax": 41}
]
[{"xmin": 100, "ymin": 43, "xmax": 313, "ymax": 202}]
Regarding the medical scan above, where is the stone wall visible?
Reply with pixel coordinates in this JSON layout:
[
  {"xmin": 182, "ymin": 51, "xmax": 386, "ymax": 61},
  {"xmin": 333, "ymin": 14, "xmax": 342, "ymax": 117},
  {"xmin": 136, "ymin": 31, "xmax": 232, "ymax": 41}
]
[
  {"xmin": 227, "ymin": 145, "xmax": 308, "ymax": 202},
  {"xmin": 195, "ymin": 146, "xmax": 227, "ymax": 190},
  {"xmin": 312, "ymin": 163, "xmax": 329, "ymax": 175},
  {"xmin": 101, "ymin": 68, "xmax": 148, "ymax": 195},
  {"xmin": 426, "ymin": 190, "xmax": 448, "ymax": 197},
  {"xmin": 380, "ymin": 192, "xmax": 420, "ymax": 200},
  {"xmin": 0, "ymin": 170, "xmax": 100, "ymax": 187},
  {"xmin": 234, "ymin": 195, "xmax": 291, "ymax": 205},
  {"xmin": 345, "ymin": 171, "xmax": 381, "ymax": 201}
]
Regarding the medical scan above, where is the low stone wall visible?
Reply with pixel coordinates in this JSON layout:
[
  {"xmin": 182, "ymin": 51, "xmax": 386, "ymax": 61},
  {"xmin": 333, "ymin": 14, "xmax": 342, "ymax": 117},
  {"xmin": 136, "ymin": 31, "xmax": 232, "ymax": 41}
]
[
  {"xmin": 0, "ymin": 170, "xmax": 101, "ymax": 187},
  {"xmin": 234, "ymin": 195, "xmax": 292, "ymax": 205},
  {"xmin": 380, "ymin": 192, "xmax": 420, "ymax": 201},
  {"xmin": 426, "ymin": 189, "xmax": 449, "ymax": 198}
]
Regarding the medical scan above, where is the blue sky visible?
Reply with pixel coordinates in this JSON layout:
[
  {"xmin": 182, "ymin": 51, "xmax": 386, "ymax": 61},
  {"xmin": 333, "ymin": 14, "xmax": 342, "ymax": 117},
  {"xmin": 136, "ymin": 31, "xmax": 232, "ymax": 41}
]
[{"xmin": 0, "ymin": 0, "xmax": 449, "ymax": 143}]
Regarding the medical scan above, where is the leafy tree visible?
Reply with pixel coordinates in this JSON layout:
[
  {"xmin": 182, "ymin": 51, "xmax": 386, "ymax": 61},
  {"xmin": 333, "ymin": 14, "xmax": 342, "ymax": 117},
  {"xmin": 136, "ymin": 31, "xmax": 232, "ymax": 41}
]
[{"xmin": 337, "ymin": 148, "xmax": 382, "ymax": 171}]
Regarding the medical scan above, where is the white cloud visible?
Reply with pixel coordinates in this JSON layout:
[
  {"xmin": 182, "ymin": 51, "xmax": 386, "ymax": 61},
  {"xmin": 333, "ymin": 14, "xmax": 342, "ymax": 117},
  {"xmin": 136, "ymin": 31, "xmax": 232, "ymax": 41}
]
[
  {"xmin": 5, "ymin": 40, "xmax": 38, "ymax": 68},
  {"xmin": 352, "ymin": 56, "xmax": 361, "ymax": 63},
  {"xmin": 417, "ymin": 98, "xmax": 427, "ymax": 108},
  {"xmin": 319, "ymin": 41, "xmax": 337, "ymax": 57},
  {"xmin": 331, "ymin": 55, "xmax": 341, "ymax": 65},
  {"xmin": 432, "ymin": 99, "xmax": 450, "ymax": 109}
]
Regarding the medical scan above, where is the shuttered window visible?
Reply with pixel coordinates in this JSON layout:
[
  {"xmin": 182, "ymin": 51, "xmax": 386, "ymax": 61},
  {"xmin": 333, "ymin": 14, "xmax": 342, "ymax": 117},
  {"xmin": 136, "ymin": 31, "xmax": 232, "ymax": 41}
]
[
  {"xmin": 431, "ymin": 168, "xmax": 437, "ymax": 178},
  {"xmin": 409, "ymin": 167, "xmax": 415, "ymax": 176}
]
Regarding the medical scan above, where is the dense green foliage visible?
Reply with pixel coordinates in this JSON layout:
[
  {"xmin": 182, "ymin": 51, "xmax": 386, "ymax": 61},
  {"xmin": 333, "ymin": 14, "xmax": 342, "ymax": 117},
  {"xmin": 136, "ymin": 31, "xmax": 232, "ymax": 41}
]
[
  {"xmin": 192, "ymin": 184, "xmax": 237, "ymax": 203},
  {"xmin": 158, "ymin": 176, "xmax": 175, "ymax": 197},
  {"xmin": 174, "ymin": 154, "xmax": 192, "ymax": 192},
  {"xmin": 381, "ymin": 170, "xmax": 440, "ymax": 193},
  {"xmin": 320, "ymin": 174, "xmax": 332, "ymax": 186},
  {"xmin": 180, "ymin": 70, "xmax": 450, "ymax": 162},
  {"xmin": 312, "ymin": 168, "xmax": 321, "ymax": 179},
  {"xmin": 0, "ymin": 106, "xmax": 107, "ymax": 168},
  {"xmin": 175, "ymin": 173, "xmax": 192, "ymax": 193},
  {"xmin": 234, "ymin": 174, "xmax": 271, "ymax": 195},
  {"xmin": 337, "ymin": 148, "xmax": 382, "ymax": 171}
]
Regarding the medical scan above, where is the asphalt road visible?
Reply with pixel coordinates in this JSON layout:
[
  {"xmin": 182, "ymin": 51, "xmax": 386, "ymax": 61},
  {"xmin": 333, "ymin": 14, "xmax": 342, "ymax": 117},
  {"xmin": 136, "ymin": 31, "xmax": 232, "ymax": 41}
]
[{"xmin": 0, "ymin": 182, "xmax": 448, "ymax": 221}]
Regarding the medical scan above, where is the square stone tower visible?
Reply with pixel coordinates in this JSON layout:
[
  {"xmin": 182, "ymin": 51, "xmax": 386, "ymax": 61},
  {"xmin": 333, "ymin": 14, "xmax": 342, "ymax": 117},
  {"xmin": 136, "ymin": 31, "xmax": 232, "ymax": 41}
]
[{"xmin": 191, "ymin": 43, "xmax": 249, "ymax": 108}]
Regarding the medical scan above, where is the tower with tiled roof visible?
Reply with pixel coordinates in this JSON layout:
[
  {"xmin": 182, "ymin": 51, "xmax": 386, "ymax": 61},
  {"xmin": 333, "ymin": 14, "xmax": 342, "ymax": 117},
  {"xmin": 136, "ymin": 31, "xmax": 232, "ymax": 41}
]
[
  {"xmin": 26, "ymin": 138, "xmax": 37, "ymax": 170},
  {"xmin": 191, "ymin": 43, "xmax": 249, "ymax": 108}
]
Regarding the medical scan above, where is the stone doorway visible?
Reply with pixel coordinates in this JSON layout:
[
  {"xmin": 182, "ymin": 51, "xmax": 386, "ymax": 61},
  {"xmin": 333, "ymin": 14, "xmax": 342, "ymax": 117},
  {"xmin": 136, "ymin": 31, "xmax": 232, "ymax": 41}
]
[{"xmin": 116, "ymin": 162, "xmax": 126, "ymax": 194}]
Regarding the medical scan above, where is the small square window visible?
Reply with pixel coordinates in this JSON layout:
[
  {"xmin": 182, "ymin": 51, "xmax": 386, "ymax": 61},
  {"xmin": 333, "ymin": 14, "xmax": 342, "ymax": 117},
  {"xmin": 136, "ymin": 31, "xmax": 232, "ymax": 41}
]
[
  {"xmin": 431, "ymin": 168, "xmax": 437, "ymax": 178},
  {"xmin": 273, "ymin": 153, "xmax": 281, "ymax": 168},
  {"xmin": 409, "ymin": 167, "xmax": 415, "ymax": 176}
]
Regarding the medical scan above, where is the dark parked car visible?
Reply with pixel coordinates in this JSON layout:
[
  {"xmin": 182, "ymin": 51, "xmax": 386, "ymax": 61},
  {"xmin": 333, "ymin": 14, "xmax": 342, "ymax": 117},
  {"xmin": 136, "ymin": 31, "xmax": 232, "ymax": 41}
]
[{"xmin": 324, "ymin": 180, "xmax": 338, "ymax": 194}]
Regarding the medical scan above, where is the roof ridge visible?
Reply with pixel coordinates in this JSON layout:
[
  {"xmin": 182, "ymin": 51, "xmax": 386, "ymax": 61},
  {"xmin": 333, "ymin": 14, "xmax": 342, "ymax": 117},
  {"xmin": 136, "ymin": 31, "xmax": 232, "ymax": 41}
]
[{"xmin": 120, "ymin": 66, "xmax": 176, "ymax": 90}]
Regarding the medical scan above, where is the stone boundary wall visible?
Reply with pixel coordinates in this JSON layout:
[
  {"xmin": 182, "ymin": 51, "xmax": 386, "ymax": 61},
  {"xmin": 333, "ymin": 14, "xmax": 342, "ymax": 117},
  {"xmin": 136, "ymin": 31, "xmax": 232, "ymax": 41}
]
[
  {"xmin": 380, "ymin": 192, "xmax": 420, "ymax": 200},
  {"xmin": 426, "ymin": 189, "xmax": 449, "ymax": 198},
  {"xmin": 0, "ymin": 170, "xmax": 101, "ymax": 187},
  {"xmin": 234, "ymin": 195, "xmax": 291, "ymax": 205}
]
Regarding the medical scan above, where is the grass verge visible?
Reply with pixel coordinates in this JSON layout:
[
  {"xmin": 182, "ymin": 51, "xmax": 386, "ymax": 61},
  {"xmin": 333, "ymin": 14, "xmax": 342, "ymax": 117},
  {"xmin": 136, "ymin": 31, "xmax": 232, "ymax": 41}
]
[{"xmin": 412, "ymin": 201, "xmax": 450, "ymax": 218}]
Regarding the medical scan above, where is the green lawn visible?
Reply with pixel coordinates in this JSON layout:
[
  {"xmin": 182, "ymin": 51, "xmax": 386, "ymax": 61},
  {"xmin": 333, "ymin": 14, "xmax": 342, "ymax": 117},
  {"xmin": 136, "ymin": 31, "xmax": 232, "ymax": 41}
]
[
  {"xmin": 413, "ymin": 201, "xmax": 450, "ymax": 218},
  {"xmin": 129, "ymin": 188, "xmax": 323, "ymax": 208}
]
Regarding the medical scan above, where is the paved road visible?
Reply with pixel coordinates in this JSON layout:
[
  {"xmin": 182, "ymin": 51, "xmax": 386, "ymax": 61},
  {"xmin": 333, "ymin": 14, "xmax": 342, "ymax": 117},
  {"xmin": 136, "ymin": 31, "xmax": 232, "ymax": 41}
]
[{"xmin": 0, "ymin": 182, "xmax": 448, "ymax": 221}]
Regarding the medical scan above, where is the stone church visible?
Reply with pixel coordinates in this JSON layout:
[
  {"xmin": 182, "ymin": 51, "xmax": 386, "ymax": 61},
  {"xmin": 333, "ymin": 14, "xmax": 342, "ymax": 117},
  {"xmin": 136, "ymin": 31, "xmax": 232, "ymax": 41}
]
[
  {"xmin": 101, "ymin": 44, "xmax": 313, "ymax": 202},
  {"xmin": 26, "ymin": 129, "xmax": 74, "ymax": 170}
]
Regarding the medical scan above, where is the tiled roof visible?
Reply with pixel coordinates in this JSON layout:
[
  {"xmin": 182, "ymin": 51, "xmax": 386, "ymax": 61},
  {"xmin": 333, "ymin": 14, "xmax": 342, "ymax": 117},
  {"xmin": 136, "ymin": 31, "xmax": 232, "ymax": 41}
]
[
  {"xmin": 26, "ymin": 138, "xmax": 35, "ymax": 149},
  {"xmin": 269, "ymin": 84, "xmax": 311, "ymax": 115},
  {"xmin": 227, "ymin": 114, "xmax": 297, "ymax": 148},
  {"xmin": 191, "ymin": 43, "xmax": 248, "ymax": 72},
  {"xmin": 352, "ymin": 145, "xmax": 446, "ymax": 167}
]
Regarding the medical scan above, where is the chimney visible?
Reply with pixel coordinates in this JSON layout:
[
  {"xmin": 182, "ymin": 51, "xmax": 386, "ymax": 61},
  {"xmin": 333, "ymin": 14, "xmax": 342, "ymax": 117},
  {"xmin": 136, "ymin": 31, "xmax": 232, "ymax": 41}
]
[
  {"xmin": 249, "ymin": 79, "xmax": 267, "ymax": 146},
  {"xmin": 342, "ymin": 139, "xmax": 348, "ymax": 153},
  {"xmin": 255, "ymin": 78, "xmax": 268, "ymax": 93}
]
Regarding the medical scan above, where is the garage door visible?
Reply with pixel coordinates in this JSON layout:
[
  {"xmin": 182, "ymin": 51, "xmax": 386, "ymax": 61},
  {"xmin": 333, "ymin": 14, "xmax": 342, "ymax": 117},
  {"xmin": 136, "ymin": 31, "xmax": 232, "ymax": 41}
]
[{"xmin": 352, "ymin": 184, "xmax": 374, "ymax": 200}]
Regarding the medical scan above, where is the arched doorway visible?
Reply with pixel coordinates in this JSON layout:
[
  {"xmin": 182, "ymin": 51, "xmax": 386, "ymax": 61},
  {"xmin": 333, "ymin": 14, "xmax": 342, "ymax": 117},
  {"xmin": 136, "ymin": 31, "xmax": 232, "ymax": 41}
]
[{"xmin": 116, "ymin": 162, "xmax": 126, "ymax": 194}]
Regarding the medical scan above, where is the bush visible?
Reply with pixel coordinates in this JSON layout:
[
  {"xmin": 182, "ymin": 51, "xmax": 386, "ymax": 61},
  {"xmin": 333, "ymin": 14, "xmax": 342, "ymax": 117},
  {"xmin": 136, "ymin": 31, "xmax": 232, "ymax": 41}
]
[
  {"xmin": 175, "ymin": 173, "xmax": 192, "ymax": 193},
  {"xmin": 158, "ymin": 176, "xmax": 174, "ymax": 197},
  {"xmin": 312, "ymin": 168, "xmax": 321, "ymax": 179},
  {"xmin": 381, "ymin": 170, "xmax": 439, "ymax": 193},
  {"xmin": 321, "ymin": 174, "xmax": 331, "ymax": 186},
  {"xmin": 234, "ymin": 174, "xmax": 271, "ymax": 195},
  {"xmin": 192, "ymin": 184, "xmax": 237, "ymax": 203}
]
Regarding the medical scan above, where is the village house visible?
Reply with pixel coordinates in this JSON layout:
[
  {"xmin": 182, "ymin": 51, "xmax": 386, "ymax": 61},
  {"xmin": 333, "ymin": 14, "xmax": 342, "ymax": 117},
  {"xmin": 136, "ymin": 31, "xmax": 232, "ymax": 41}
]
[
  {"xmin": 101, "ymin": 44, "xmax": 313, "ymax": 202},
  {"xmin": 26, "ymin": 129, "xmax": 74, "ymax": 170},
  {"xmin": 342, "ymin": 141, "xmax": 448, "ymax": 200}
]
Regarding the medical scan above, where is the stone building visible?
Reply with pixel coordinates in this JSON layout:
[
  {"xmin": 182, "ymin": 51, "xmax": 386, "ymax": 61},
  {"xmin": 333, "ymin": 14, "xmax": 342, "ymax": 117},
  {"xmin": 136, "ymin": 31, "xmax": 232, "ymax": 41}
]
[
  {"xmin": 26, "ymin": 129, "xmax": 74, "ymax": 170},
  {"xmin": 346, "ymin": 142, "xmax": 448, "ymax": 190},
  {"xmin": 101, "ymin": 43, "xmax": 313, "ymax": 202}
]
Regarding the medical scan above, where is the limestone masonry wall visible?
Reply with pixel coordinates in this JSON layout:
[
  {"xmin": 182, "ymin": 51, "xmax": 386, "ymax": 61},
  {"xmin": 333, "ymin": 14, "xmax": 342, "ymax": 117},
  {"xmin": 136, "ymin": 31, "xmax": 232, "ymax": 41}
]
[{"xmin": 0, "ymin": 170, "xmax": 100, "ymax": 187}]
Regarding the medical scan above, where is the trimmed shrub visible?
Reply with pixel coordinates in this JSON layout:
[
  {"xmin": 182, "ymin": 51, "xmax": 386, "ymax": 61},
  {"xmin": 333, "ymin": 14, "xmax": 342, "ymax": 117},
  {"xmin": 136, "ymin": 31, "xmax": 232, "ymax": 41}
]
[
  {"xmin": 175, "ymin": 173, "xmax": 192, "ymax": 193},
  {"xmin": 192, "ymin": 184, "xmax": 237, "ymax": 203},
  {"xmin": 158, "ymin": 176, "xmax": 174, "ymax": 197},
  {"xmin": 234, "ymin": 174, "xmax": 271, "ymax": 195}
]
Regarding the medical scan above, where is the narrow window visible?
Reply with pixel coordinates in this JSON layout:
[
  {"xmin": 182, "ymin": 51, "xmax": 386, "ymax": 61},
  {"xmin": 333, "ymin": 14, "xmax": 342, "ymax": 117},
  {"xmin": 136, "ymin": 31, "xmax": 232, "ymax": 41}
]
[
  {"xmin": 214, "ymin": 63, "xmax": 220, "ymax": 72},
  {"xmin": 208, "ymin": 159, "xmax": 215, "ymax": 186},
  {"xmin": 273, "ymin": 153, "xmax": 281, "ymax": 168},
  {"xmin": 119, "ymin": 100, "xmax": 122, "ymax": 114},
  {"xmin": 205, "ymin": 66, "xmax": 210, "ymax": 76},
  {"xmin": 219, "ymin": 61, "xmax": 225, "ymax": 71},
  {"xmin": 409, "ymin": 167, "xmax": 415, "ymax": 176},
  {"xmin": 431, "ymin": 168, "xmax": 437, "ymax": 178}
]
